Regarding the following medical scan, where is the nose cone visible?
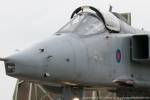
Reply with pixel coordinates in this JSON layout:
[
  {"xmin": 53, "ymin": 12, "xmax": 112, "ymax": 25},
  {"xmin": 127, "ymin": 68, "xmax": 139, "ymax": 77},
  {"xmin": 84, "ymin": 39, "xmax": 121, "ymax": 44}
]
[
  {"xmin": 5, "ymin": 49, "xmax": 42, "ymax": 80},
  {"xmin": 4, "ymin": 35, "xmax": 78, "ymax": 82}
]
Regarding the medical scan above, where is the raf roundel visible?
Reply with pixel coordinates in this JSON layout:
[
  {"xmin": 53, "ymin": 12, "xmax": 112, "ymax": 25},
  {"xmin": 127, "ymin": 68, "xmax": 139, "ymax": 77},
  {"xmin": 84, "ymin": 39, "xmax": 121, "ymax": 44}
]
[{"xmin": 116, "ymin": 49, "xmax": 121, "ymax": 63}]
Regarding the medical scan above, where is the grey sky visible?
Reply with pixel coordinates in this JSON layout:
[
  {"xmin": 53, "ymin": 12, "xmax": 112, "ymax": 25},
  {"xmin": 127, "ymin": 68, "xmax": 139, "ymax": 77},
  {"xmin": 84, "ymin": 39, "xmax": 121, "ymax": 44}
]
[{"xmin": 0, "ymin": 0, "xmax": 150, "ymax": 99}]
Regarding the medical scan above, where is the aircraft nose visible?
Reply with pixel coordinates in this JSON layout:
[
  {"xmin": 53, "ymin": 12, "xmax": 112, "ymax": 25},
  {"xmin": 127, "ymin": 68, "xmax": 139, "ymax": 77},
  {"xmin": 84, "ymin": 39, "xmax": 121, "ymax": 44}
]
[
  {"xmin": 4, "ymin": 35, "xmax": 78, "ymax": 80},
  {"xmin": 4, "ymin": 51, "xmax": 30, "ymax": 77},
  {"xmin": 4, "ymin": 34, "xmax": 87, "ymax": 82},
  {"xmin": 4, "ymin": 48, "xmax": 43, "ymax": 79}
]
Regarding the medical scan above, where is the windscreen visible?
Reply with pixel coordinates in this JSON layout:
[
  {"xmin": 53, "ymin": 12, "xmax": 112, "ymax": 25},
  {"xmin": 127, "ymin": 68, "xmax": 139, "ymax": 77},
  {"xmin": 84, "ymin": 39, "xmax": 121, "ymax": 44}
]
[{"xmin": 57, "ymin": 13, "xmax": 106, "ymax": 35}]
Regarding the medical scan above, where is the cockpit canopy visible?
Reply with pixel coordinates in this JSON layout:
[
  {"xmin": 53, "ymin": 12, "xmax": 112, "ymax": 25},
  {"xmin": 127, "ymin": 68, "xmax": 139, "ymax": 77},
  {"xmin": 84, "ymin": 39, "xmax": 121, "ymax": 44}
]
[
  {"xmin": 58, "ymin": 13, "xmax": 106, "ymax": 35},
  {"xmin": 57, "ymin": 6, "xmax": 121, "ymax": 35}
]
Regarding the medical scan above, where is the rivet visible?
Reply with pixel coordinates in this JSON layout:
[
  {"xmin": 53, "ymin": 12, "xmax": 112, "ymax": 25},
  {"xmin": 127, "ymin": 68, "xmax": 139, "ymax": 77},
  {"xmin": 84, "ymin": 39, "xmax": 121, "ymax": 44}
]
[
  {"xmin": 39, "ymin": 49, "xmax": 44, "ymax": 53},
  {"xmin": 47, "ymin": 56, "xmax": 53, "ymax": 59},
  {"xmin": 66, "ymin": 58, "xmax": 70, "ymax": 62}
]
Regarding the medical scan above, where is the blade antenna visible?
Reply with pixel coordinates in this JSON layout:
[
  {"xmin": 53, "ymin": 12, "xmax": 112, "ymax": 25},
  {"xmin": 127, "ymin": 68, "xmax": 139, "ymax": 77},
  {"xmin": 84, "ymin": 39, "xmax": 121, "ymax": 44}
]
[
  {"xmin": 107, "ymin": 0, "xmax": 113, "ymax": 12},
  {"xmin": 109, "ymin": 5, "xmax": 113, "ymax": 12}
]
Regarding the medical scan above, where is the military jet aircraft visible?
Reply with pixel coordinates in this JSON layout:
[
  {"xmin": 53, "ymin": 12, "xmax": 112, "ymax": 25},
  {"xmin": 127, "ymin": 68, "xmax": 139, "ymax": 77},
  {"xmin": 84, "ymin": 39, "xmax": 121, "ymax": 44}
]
[{"xmin": 1, "ymin": 5, "xmax": 150, "ymax": 100}]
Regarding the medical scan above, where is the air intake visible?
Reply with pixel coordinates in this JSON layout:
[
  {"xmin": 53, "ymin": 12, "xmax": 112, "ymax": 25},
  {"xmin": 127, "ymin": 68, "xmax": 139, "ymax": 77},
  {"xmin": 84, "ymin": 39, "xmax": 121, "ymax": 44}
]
[{"xmin": 131, "ymin": 35, "xmax": 149, "ymax": 61}]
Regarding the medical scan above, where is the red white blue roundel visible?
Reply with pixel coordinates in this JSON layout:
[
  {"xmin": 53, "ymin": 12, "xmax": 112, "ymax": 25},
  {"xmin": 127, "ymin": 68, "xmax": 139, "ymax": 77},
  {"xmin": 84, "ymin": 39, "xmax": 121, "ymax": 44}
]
[{"xmin": 116, "ymin": 49, "xmax": 121, "ymax": 63}]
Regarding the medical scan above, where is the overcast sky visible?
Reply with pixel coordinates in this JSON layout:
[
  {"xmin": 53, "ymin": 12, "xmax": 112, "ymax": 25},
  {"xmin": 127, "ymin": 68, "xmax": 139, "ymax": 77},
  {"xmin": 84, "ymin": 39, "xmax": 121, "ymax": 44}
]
[{"xmin": 0, "ymin": 0, "xmax": 150, "ymax": 99}]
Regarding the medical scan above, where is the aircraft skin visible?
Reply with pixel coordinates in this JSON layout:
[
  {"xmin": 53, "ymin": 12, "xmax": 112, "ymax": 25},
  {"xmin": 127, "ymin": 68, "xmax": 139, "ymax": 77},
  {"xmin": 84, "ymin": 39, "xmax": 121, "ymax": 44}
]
[{"xmin": 2, "ymin": 6, "xmax": 150, "ymax": 99}]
